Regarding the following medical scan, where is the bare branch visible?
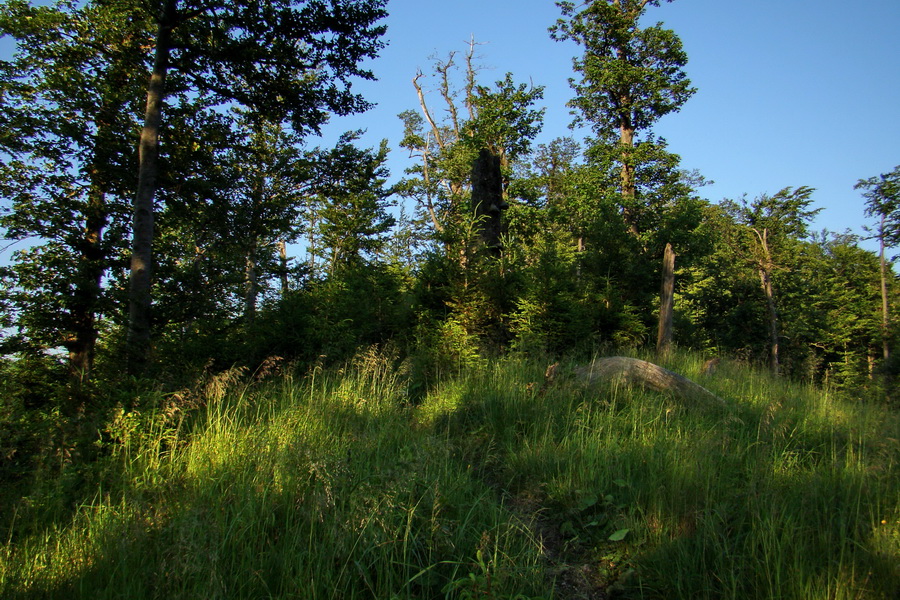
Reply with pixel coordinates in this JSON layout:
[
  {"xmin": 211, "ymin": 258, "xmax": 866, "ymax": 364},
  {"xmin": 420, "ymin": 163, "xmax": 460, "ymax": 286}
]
[
  {"xmin": 413, "ymin": 70, "xmax": 445, "ymax": 150},
  {"xmin": 465, "ymin": 36, "xmax": 478, "ymax": 122},
  {"xmin": 435, "ymin": 53, "xmax": 460, "ymax": 139},
  {"xmin": 421, "ymin": 131, "xmax": 443, "ymax": 233}
]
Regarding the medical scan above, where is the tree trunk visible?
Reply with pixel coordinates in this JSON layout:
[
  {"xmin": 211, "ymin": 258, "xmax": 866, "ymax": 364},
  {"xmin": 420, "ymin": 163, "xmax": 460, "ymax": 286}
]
[
  {"xmin": 575, "ymin": 356, "xmax": 726, "ymax": 408},
  {"xmin": 880, "ymin": 214, "xmax": 891, "ymax": 362},
  {"xmin": 66, "ymin": 53, "xmax": 132, "ymax": 402},
  {"xmin": 244, "ymin": 242, "xmax": 258, "ymax": 326},
  {"xmin": 759, "ymin": 266, "xmax": 780, "ymax": 375},
  {"xmin": 127, "ymin": 0, "xmax": 175, "ymax": 374},
  {"xmin": 618, "ymin": 123, "xmax": 640, "ymax": 237},
  {"xmin": 656, "ymin": 242, "xmax": 675, "ymax": 356},
  {"xmin": 470, "ymin": 147, "xmax": 505, "ymax": 254},
  {"xmin": 751, "ymin": 227, "xmax": 780, "ymax": 375},
  {"xmin": 278, "ymin": 240, "xmax": 289, "ymax": 295},
  {"xmin": 64, "ymin": 188, "xmax": 107, "ymax": 414}
]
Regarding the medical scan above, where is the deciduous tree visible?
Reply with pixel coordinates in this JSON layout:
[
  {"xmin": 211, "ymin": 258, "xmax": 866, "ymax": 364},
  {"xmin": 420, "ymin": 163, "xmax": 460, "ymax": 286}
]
[
  {"xmin": 857, "ymin": 165, "xmax": 900, "ymax": 363},
  {"xmin": 126, "ymin": 0, "xmax": 388, "ymax": 372},
  {"xmin": 0, "ymin": 0, "xmax": 149, "ymax": 403},
  {"xmin": 551, "ymin": 0, "xmax": 695, "ymax": 235},
  {"xmin": 721, "ymin": 187, "xmax": 820, "ymax": 374}
]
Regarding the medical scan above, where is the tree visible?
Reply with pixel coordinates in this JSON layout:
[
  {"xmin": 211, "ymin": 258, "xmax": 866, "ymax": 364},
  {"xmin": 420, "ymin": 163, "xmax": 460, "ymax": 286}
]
[
  {"xmin": 812, "ymin": 233, "xmax": 884, "ymax": 388},
  {"xmin": 721, "ymin": 187, "xmax": 820, "ymax": 374},
  {"xmin": 220, "ymin": 111, "xmax": 309, "ymax": 325},
  {"xmin": 551, "ymin": 0, "xmax": 704, "ymax": 353},
  {"xmin": 856, "ymin": 165, "xmax": 900, "ymax": 364},
  {"xmin": 126, "ymin": 0, "xmax": 388, "ymax": 372},
  {"xmin": 551, "ymin": 0, "xmax": 695, "ymax": 235},
  {"xmin": 0, "ymin": 0, "xmax": 149, "ymax": 403},
  {"xmin": 399, "ymin": 42, "xmax": 544, "ymax": 253},
  {"xmin": 308, "ymin": 132, "xmax": 395, "ymax": 275},
  {"xmin": 397, "ymin": 44, "xmax": 545, "ymax": 352}
]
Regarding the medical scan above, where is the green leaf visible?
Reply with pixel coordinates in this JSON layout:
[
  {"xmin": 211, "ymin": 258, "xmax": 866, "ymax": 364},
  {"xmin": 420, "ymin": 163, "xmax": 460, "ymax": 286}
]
[{"xmin": 608, "ymin": 528, "xmax": 630, "ymax": 542}]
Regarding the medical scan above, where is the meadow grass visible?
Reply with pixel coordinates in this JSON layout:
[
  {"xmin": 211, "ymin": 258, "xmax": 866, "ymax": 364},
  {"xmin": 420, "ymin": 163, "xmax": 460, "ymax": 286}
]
[{"xmin": 1, "ymin": 348, "xmax": 898, "ymax": 599}]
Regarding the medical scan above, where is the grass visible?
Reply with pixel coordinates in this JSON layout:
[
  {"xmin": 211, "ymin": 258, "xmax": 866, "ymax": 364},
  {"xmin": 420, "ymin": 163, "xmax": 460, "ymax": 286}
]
[{"xmin": 1, "ymin": 348, "xmax": 898, "ymax": 599}]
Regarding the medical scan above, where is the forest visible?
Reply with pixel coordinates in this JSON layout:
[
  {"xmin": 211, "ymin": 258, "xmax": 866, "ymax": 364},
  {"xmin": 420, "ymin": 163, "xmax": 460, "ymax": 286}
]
[{"xmin": 0, "ymin": 0, "xmax": 898, "ymax": 598}]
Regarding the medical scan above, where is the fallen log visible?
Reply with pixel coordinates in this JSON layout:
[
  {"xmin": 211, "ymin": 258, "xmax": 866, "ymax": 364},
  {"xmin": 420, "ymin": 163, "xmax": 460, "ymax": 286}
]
[{"xmin": 574, "ymin": 356, "xmax": 727, "ymax": 408}]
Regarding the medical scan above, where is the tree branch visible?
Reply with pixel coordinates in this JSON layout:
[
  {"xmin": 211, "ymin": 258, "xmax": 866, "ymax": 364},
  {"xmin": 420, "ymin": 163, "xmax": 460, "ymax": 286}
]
[{"xmin": 413, "ymin": 70, "xmax": 445, "ymax": 150}]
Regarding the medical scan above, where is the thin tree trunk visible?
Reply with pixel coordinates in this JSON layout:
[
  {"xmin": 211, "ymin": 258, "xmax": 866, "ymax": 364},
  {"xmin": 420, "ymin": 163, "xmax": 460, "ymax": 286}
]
[
  {"xmin": 278, "ymin": 240, "xmax": 289, "ymax": 295},
  {"xmin": 244, "ymin": 242, "xmax": 258, "ymax": 326},
  {"xmin": 759, "ymin": 266, "xmax": 780, "ymax": 375},
  {"xmin": 127, "ymin": 0, "xmax": 176, "ymax": 374},
  {"xmin": 880, "ymin": 214, "xmax": 891, "ymax": 361},
  {"xmin": 868, "ymin": 348, "xmax": 876, "ymax": 380},
  {"xmin": 656, "ymin": 242, "xmax": 675, "ymax": 356},
  {"xmin": 751, "ymin": 227, "xmax": 780, "ymax": 375}
]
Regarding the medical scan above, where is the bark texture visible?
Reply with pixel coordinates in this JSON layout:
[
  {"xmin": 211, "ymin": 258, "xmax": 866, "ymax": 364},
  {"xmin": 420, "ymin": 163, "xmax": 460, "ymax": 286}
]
[
  {"xmin": 759, "ymin": 267, "xmax": 780, "ymax": 375},
  {"xmin": 470, "ymin": 148, "xmax": 505, "ymax": 253},
  {"xmin": 879, "ymin": 214, "xmax": 891, "ymax": 361},
  {"xmin": 127, "ymin": 0, "xmax": 175, "ymax": 373},
  {"xmin": 575, "ymin": 356, "xmax": 726, "ymax": 408},
  {"xmin": 656, "ymin": 242, "xmax": 675, "ymax": 356},
  {"xmin": 752, "ymin": 227, "xmax": 780, "ymax": 375}
]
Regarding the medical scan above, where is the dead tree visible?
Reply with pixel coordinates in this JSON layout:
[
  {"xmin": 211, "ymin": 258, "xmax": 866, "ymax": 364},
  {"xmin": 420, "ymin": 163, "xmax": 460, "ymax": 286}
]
[
  {"xmin": 471, "ymin": 148, "xmax": 506, "ymax": 254},
  {"xmin": 656, "ymin": 242, "xmax": 675, "ymax": 356}
]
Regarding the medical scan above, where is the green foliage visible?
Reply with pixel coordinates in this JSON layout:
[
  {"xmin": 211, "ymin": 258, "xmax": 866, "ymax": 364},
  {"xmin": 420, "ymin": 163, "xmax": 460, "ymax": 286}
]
[
  {"xmin": 2, "ymin": 350, "xmax": 900, "ymax": 599},
  {"xmin": 0, "ymin": 0, "xmax": 147, "ymax": 372},
  {"xmin": 397, "ymin": 44, "xmax": 544, "ymax": 251},
  {"xmin": 1, "ymin": 354, "xmax": 549, "ymax": 599},
  {"xmin": 857, "ymin": 165, "xmax": 900, "ymax": 248},
  {"xmin": 166, "ymin": 0, "xmax": 389, "ymax": 135},
  {"xmin": 247, "ymin": 262, "xmax": 409, "ymax": 367},
  {"xmin": 551, "ymin": 0, "xmax": 695, "ymax": 139},
  {"xmin": 432, "ymin": 353, "xmax": 900, "ymax": 599},
  {"xmin": 308, "ymin": 132, "xmax": 396, "ymax": 272}
]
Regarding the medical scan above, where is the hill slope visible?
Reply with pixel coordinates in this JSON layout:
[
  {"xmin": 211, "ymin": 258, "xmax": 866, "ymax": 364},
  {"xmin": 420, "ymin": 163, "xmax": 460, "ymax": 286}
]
[{"xmin": 2, "ymin": 350, "xmax": 898, "ymax": 599}]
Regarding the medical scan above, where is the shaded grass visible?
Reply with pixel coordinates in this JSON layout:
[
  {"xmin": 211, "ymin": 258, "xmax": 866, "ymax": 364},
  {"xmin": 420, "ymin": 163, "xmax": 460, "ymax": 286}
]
[
  {"xmin": 432, "ymin": 350, "xmax": 900, "ymax": 599},
  {"xmin": 1, "ymin": 348, "xmax": 898, "ymax": 599},
  {"xmin": 0, "ymin": 356, "xmax": 545, "ymax": 599}
]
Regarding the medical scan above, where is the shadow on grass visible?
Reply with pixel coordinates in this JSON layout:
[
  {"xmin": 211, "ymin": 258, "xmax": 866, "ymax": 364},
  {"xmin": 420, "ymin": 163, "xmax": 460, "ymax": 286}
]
[
  {"xmin": 436, "ymin": 360, "xmax": 900, "ymax": 599},
  {"xmin": 2, "ymin": 376, "xmax": 546, "ymax": 600}
]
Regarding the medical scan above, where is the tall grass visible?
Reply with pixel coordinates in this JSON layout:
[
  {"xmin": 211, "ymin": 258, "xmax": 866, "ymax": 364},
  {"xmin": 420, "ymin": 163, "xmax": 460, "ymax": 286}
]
[
  {"xmin": 1, "ymin": 348, "xmax": 898, "ymax": 599},
  {"xmin": 434, "ymin": 350, "xmax": 900, "ymax": 599}
]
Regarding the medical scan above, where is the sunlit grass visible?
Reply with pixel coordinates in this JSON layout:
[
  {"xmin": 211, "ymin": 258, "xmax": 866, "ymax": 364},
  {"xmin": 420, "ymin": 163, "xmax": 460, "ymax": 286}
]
[{"xmin": 1, "ymin": 348, "xmax": 898, "ymax": 599}]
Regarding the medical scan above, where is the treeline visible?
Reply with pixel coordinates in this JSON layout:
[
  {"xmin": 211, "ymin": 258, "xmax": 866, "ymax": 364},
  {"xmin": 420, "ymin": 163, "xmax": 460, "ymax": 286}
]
[{"xmin": 1, "ymin": 0, "xmax": 898, "ymax": 424}]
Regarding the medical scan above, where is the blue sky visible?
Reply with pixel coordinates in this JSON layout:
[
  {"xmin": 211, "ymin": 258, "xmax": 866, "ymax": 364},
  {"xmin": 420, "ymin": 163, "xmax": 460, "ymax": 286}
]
[{"xmin": 321, "ymin": 0, "xmax": 900, "ymax": 247}]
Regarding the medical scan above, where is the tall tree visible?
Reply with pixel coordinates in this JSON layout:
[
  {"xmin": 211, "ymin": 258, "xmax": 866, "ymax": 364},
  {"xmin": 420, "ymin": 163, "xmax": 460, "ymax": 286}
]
[
  {"xmin": 856, "ymin": 165, "xmax": 900, "ymax": 364},
  {"xmin": 551, "ymin": 0, "xmax": 703, "ymax": 352},
  {"xmin": 308, "ymin": 132, "xmax": 395, "ymax": 275},
  {"xmin": 721, "ymin": 187, "xmax": 820, "ymax": 375},
  {"xmin": 399, "ymin": 43, "xmax": 544, "ymax": 253},
  {"xmin": 0, "ymin": 0, "xmax": 149, "ymax": 403},
  {"xmin": 126, "ymin": 0, "xmax": 388, "ymax": 372},
  {"xmin": 550, "ymin": 0, "xmax": 695, "ymax": 236}
]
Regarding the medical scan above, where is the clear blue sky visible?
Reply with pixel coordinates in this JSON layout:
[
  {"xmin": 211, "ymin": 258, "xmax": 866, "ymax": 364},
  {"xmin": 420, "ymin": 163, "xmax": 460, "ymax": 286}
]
[
  {"xmin": 1, "ymin": 0, "xmax": 897, "ymax": 260},
  {"xmin": 321, "ymin": 0, "xmax": 900, "ymax": 247}
]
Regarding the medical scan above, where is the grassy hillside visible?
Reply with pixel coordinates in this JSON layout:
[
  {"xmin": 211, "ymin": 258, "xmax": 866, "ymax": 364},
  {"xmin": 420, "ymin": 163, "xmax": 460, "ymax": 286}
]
[{"xmin": 1, "ymin": 349, "xmax": 898, "ymax": 599}]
